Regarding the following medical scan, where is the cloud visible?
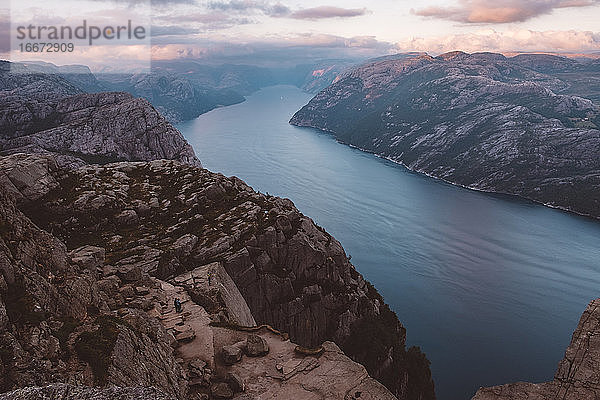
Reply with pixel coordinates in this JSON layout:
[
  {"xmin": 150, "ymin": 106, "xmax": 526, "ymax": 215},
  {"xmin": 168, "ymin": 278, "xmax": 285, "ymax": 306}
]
[
  {"xmin": 150, "ymin": 33, "xmax": 395, "ymax": 65},
  {"xmin": 396, "ymin": 29, "xmax": 600, "ymax": 54},
  {"xmin": 207, "ymin": 0, "xmax": 290, "ymax": 17},
  {"xmin": 207, "ymin": 1, "xmax": 369, "ymax": 19},
  {"xmin": 90, "ymin": 0, "xmax": 197, "ymax": 6},
  {"xmin": 151, "ymin": 25, "xmax": 200, "ymax": 36},
  {"xmin": 155, "ymin": 11, "xmax": 253, "ymax": 30},
  {"xmin": 0, "ymin": 14, "xmax": 9, "ymax": 54},
  {"xmin": 289, "ymin": 6, "xmax": 369, "ymax": 19},
  {"xmin": 413, "ymin": 0, "xmax": 599, "ymax": 23}
]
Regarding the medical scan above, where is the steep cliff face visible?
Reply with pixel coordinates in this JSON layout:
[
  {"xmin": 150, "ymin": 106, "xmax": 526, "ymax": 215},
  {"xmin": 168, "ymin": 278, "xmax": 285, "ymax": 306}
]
[
  {"xmin": 290, "ymin": 52, "xmax": 600, "ymax": 219},
  {"xmin": 0, "ymin": 156, "xmax": 187, "ymax": 397},
  {"xmin": 0, "ymin": 88, "xmax": 201, "ymax": 169},
  {"xmin": 472, "ymin": 298, "xmax": 600, "ymax": 400},
  {"xmin": 0, "ymin": 153, "xmax": 410, "ymax": 399},
  {"xmin": 3, "ymin": 154, "xmax": 432, "ymax": 399}
]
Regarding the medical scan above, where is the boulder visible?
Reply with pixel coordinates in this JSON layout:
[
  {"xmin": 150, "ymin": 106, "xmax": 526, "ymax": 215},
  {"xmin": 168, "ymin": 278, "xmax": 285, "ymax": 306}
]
[
  {"xmin": 135, "ymin": 286, "xmax": 150, "ymax": 295},
  {"xmin": 246, "ymin": 334, "xmax": 269, "ymax": 357},
  {"xmin": 170, "ymin": 233, "xmax": 198, "ymax": 258},
  {"xmin": 117, "ymin": 209, "xmax": 139, "ymax": 226},
  {"xmin": 222, "ymin": 345, "xmax": 242, "ymax": 365},
  {"xmin": 70, "ymin": 245, "xmax": 105, "ymax": 272},
  {"xmin": 210, "ymin": 383, "xmax": 233, "ymax": 399},
  {"xmin": 118, "ymin": 265, "xmax": 142, "ymax": 282},
  {"xmin": 227, "ymin": 372, "xmax": 245, "ymax": 393},
  {"xmin": 188, "ymin": 358, "xmax": 207, "ymax": 378},
  {"xmin": 175, "ymin": 330, "xmax": 195, "ymax": 343}
]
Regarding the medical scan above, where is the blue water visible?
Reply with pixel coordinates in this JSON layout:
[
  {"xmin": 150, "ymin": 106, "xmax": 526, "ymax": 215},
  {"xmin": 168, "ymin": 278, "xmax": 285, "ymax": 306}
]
[{"xmin": 178, "ymin": 85, "xmax": 600, "ymax": 400}]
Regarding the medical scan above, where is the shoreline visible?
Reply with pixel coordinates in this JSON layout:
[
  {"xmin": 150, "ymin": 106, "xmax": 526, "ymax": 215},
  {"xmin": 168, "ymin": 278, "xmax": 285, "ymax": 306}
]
[{"xmin": 290, "ymin": 121, "xmax": 600, "ymax": 223}]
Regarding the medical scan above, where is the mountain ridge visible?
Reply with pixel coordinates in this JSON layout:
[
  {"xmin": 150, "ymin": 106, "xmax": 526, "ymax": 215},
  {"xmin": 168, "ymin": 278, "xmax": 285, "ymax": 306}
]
[{"xmin": 290, "ymin": 51, "xmax": 600, "ymax": 219}]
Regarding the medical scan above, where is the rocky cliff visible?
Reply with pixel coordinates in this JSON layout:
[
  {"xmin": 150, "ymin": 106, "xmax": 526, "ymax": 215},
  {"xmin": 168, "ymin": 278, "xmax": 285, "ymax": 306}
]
[
  {"xmin": 472, "ymin": 298, "xmax": 600, "ymax": 400},
  {"xmin": 290, "ymin": 51, "xmax": 600, "ymax": 219},
  {"xmin": 0, "ymin": 63, "xmax": 435, "ymax": 398},
  {"xmin": 0, "ymin": 65, "xmax": 201, "ymax": 168},
  {"xmin": 0, "ymin": 152, "xmax": 433, "ymax": 399}
]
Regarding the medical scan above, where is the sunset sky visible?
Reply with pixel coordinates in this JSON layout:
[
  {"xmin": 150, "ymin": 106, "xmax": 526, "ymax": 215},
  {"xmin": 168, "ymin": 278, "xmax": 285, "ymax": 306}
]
[{"xmin": 2, "ymin": 0, "xmax": 600, "ymax": 68}]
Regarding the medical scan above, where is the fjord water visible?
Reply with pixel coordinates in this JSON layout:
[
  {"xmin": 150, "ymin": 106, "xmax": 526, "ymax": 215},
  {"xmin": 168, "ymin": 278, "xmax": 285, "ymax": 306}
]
[{"xmin": 178, "ymin": 85, "xmax": 600, "ymax": 399}]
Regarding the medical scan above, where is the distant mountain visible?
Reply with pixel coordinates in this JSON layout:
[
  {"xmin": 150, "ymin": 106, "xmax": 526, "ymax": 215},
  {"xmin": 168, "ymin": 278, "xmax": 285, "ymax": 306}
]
[
  {"xmin": 98, "ymin": 61, "xmax": 354, "ymax": 121},
  {"xmin": 507, "ymin": 54, "xmax": 600, "ymax": 103},
  {"xmin": 151, "ymin": 60, "xmax": 280, "ymax": 95},
  {"xmin": 0, "ymin": 61, "xmax": 84, "ymax": 101},
  {"xmin": 2, "ymin": 59, "xmax": 369, "ymax": 123},
  {"xmin": 290, "ymin": 51, "xmax": 600, "ymax": 219},
  {"xmin": 99, "ymin": 72, "xmax": 245, "ymax": 122}
]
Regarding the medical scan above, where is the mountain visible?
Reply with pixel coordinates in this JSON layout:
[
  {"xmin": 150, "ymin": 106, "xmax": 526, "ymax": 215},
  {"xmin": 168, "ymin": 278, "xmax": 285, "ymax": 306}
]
[
  {"xmin": 2, "ymin": 61, "xmax": 105, "ymax": 94},
  {"xmin": 98, "ymin": 72, "xmax": 245, "ymax": 123},
  {"xmin": 290, "ymin": 51, "xmax": 600, "ymax": 219},
  {"xmin": 0, "ymin": 61, "xmax": 201, "ymax": 168},
  {"xmin": 0, "ymin": 61, "xmax": 84, "ymax": 101},
  {"xmin": 2, "ymin": 59, "xmax": 365, "ymax": 124},
  {"xmin": 150, "ymin": 61, "xmax": 280, "ymax": 95},
  {"xmin": 0, "ymin": 67, "xmax": 435, "ymax": 399},
  {"xmin": 472, "ymin": 298, "xmax": 600, "ymax": 399},
  {"xmin": 0, "ymin": 152, "xmax": 434, "ymax": 400}
]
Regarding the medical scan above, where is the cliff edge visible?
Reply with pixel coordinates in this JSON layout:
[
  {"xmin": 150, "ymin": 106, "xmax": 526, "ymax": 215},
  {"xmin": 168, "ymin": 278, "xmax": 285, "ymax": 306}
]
[
  {"xmin": 473, "ymin": 298, "xmax": 600, "ymax": 400},
  {"xmin": 0, "ymin": 151, "xmax": 434, "ymax": 399}
]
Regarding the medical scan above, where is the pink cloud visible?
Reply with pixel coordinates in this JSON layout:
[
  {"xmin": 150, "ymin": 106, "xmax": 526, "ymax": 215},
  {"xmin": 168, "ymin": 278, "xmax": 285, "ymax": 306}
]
[
  {"xmin": 413, "ymin": 0, "xmax": 599, "ymax": 23},
  {"xmin": 396, "ymin": 29, "xmax": 600, "ymax": 54},
  {"xmin": 289, "ymin": 6, "xmax": 369, "ymax": 20}
]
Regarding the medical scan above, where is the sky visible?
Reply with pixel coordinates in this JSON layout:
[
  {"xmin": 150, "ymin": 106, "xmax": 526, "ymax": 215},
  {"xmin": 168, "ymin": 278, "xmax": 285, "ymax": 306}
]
[{"xmin": 2, "ymin": 0, "xmax": 600, "ymax": 69}]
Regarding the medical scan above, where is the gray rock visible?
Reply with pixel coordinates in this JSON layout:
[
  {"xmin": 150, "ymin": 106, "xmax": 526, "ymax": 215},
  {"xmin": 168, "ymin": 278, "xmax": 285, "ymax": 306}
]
[
  {"xmin": 117, "ymin": 210, "xmax": 139, "ymax": 226},
  {"xmin": 222, "ymin": 345, "xmax": 242, "ymax": 365},
  {"xmin": 118, "ymin": 266, "xmax": 142, "ymax": 282},
  {"xmin": 188, "ymin": 358, "xmax": 207, "ymax": 378},
  {"xmin": 0, "ymin": 154, "xmax": 59, "ymax": 202},
  {"xmin": 70, "ymin": 245, "xmax": 105, "ymax": 272},
  {"xmin": 227, "ymin": 372, "xmax": 245, "ymax": 393},
  {"xmin": 210, "ymin": 383, "xmax": 234, "ymax": 399},
  {"xmin": 245, "ymin": 334, "xmax": 269, "ymax": 357}
]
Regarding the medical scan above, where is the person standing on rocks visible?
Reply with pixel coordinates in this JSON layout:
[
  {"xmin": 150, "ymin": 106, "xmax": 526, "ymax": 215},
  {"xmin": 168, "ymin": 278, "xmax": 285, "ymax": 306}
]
[{"xmin": 174, "ymin": 298, "xmax": 182, "ymax": 313}]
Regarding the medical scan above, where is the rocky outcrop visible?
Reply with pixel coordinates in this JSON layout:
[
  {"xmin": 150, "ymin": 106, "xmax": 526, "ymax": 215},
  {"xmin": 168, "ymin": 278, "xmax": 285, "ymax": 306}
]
[
  {"xmin": 472, "ymin": 298, "xmax": 600, "ymax": 400},
  {"xmin": 0, "ymin": 62, "xmax": 201, "ymax": 168},
  {"xmin": 155, "ymin": 262, "xmax": 397, "ymax": 400},
  {"xmin": 0, "ymin": 181, "xmax": 187, "ymax": 397},
  {"xmin": 173, "ymin": 263, "xmax": 256, "ymax": 327},
  {"xmin": 0, "ymin": 153, "xmax": 434, "ymax": 399},
  {"xmin": 290, "ymin": 51, "xmax": 600, "ymax": 219},
  {"xmin": 0, "ymin": 90, "xmax": 201, "ymax": 169}
]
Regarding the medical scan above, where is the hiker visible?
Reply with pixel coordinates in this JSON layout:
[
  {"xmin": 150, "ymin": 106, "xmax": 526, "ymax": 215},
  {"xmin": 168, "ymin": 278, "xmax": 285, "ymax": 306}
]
[
  {"xmin": 208, "ymin": 272, "xmax": 212, "ymax": 286},
  {"xmin": 174, "ymin": 298, "xmax": 182, "ymax": 313}
]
